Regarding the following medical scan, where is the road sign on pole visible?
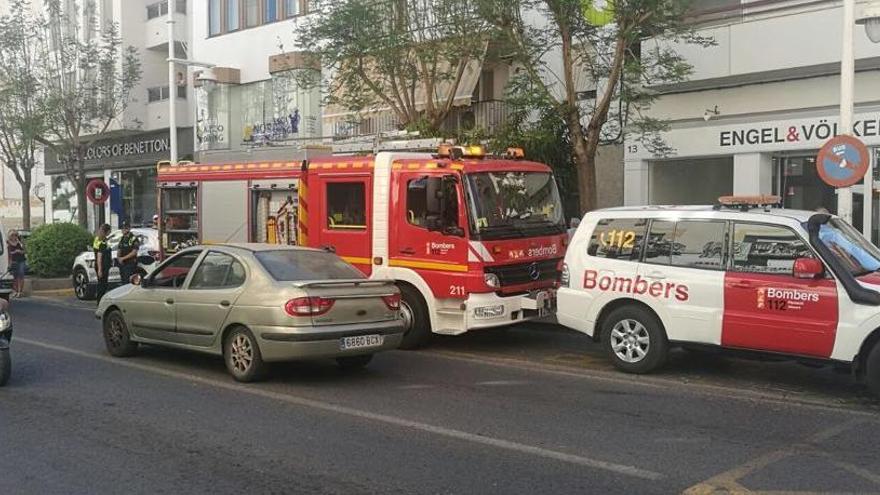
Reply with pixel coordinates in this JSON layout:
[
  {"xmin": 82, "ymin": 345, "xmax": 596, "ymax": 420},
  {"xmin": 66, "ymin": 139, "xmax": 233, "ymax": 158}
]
[{"xmin": 816, "ymin": 134, "xmax": 870, "ymax": 188}]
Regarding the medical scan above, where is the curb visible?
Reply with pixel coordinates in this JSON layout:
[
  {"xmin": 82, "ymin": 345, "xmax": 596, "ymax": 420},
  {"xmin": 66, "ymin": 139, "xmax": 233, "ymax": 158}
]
[{"xmin": 31, "ymin": 288, "xmax": 75, "ymax": 297}]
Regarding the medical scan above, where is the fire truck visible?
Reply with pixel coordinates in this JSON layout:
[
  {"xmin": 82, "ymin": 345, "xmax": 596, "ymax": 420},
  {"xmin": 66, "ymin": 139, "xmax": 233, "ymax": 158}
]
[{"xmin": 156, "ymin": 142, "xmax": 568, "ymax": 348}]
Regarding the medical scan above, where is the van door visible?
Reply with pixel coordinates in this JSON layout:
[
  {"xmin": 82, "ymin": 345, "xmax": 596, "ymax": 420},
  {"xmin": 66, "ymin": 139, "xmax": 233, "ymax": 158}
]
[
  {"xmin": 389, "ymin": 171, "xmax": 468, "ymax": 299},
  {"xmin": 313, "ymin": 175, "xmax": 372, "ymax": 275},
  {"xmin": 722, "ymin": 222, "xmax": 838, "ymax": 358},
  {"xmin": 637, "ymin": 219, "xmax": 727, "ymax": 345}
]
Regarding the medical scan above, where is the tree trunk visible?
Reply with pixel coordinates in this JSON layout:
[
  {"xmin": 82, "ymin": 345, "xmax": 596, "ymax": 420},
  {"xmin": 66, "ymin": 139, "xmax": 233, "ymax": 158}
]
[
  {"xmin": 19, "ymin": 178, "xmax": 31, "ymax": 230},
  {"xmin": 76, "ymin": 172, "xmax": 88, "ymax": 229},
  {"xmin": 573, "ymin": 136, "xmax": 598, "ymax": 215}
]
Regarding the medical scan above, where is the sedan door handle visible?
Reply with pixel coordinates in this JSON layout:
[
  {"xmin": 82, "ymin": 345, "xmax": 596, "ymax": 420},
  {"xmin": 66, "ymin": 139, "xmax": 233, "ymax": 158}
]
[
  {"xmin": 165, "ymin": 298, "xmax": 174, "ymax": 305},
  {"xmin": 220, "ymin": 300, "xmax": 231, "ymax": 307},
  {"xmin": 400, "ymin": 247, "xmax": 416, "ymax": 255}
]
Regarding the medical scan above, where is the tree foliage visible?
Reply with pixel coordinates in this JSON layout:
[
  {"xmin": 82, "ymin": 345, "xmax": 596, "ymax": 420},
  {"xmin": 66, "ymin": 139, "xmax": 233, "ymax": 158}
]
[
  {"xmin": 300, "ymin": 0, "xmax": 491, "ymax": 131},
  {"xmin": 476, "ymin": 0, "xmax": 714, "ymax": 213},
  {"xmin": 0, "ymin": 0, "xmax": 49, "ymax": 229},
  {"xmin": 35, "ymin": 0, "xmax": 142, "ymax": 228}
]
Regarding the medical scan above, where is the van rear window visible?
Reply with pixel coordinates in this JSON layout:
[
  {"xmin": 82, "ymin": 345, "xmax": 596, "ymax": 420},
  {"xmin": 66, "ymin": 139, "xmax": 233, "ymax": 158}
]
[{"xmin": 587, "ymin": 218, "xmax": 648, "ymax": 260}]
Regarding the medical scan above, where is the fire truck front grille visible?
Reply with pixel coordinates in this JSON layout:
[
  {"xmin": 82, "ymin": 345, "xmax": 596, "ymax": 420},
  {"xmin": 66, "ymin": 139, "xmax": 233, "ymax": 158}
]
[{"xmin": 485, "ymin": 258, "xmax": 562, "ymax": 287}]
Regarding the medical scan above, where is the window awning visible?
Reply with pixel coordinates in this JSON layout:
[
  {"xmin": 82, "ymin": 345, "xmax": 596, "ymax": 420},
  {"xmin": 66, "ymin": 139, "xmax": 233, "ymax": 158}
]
[{"xmin": 323, "ymin": 42, "xmax": 487, "ymax": 122}]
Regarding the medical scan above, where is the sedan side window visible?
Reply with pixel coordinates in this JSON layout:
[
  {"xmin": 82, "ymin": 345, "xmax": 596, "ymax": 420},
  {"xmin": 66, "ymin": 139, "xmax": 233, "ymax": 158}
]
[
  {"xmin": 189, "ymin": 252, "xmax": 246, "ymax": 289},
  {"xmin": 150, "ymin": 251, "xmax": 201, "ymax": 288}
]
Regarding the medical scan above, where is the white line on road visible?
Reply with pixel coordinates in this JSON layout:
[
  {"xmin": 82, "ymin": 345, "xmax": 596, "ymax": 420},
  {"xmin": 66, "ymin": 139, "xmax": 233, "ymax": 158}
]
[
  {"xmin": 16, "ymin": 337, "xmax": 664, "ymax": 481},
  {"xmin": 475, "ymin": 380, "xmax": 532, "ymax": 386}
]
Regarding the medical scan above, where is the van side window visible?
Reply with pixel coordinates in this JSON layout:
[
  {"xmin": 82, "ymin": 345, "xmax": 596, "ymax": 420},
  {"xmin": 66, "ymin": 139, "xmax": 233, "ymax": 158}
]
[
  {"xmin": 326, "ymin": 182, "xmax": 366, "ymax": 230},
  {"xmin": 731, "ymin": 223, "xmax": 812, "ymax": 275},
  {"xmin": 587, "ymin": 218, "xmax": 647, "ymax": 260},
  {"xmin": 645, "ymin": 220, "xmax": 726, "ymax": 270}
]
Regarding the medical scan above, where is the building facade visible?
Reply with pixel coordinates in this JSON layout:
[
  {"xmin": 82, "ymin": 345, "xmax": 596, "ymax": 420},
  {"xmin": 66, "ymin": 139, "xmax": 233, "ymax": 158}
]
[
  {"xmin": 625, "ymin": 0, "xmax": 880, "ymax": 240},
  {"xmin": 43, "ymin": 0, "xmax": 195, "ymax": 231}
]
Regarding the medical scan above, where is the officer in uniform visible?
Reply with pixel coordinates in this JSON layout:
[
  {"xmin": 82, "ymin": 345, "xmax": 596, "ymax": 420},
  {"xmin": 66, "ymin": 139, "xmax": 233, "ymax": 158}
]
[
  {"xmin": 93, "ymin": 224, "xmax": 112, "ymax": 304},
  {"xmin": 117, "ymin": 220, "xmax": 140, "ymax": 285}
]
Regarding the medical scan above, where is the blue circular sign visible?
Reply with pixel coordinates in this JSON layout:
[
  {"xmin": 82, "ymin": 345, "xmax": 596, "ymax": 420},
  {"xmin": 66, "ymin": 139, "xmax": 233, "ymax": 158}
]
[{"xmin": 816, "ymin": 135, "xmax": 870, "ymax": 188}]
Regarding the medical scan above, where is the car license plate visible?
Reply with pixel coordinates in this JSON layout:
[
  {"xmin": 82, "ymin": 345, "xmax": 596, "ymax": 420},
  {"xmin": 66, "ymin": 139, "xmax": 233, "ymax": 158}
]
[{"xmin": 339, "ymin": 334, "xmax": 384, "ymax": 350}]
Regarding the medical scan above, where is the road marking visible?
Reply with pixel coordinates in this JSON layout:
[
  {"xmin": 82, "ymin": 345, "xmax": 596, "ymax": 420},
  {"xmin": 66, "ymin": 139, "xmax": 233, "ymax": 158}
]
[
  {"xmin": 16, "ymin": 337, "xmax": 664, "ymax": 481},
  {"xmin": 396, "ymin": 384, "xmax": 434, "ymax": 390},
  {"xmin": 475, "ymin": 380, "xmax": 532, "ymax": 386},
  {"xmin": 682, "ymin": 419, "xmax": 875, "ymax": 494}
]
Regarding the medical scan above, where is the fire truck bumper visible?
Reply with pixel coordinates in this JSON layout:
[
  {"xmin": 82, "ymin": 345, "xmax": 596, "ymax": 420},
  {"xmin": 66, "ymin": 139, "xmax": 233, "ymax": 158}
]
[{"xmin": 460, "ymin": 289, "xmax": 557, "ymax": 332}]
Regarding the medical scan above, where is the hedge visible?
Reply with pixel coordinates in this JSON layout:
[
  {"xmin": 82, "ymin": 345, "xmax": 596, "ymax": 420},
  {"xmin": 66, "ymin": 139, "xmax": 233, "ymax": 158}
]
[{"xmin": 26, "ymin": 223, "xmax": 93, "ymax": 278}]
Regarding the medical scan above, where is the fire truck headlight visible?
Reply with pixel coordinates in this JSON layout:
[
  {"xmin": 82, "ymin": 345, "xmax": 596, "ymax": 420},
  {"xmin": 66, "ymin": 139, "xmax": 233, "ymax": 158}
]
[
  {"xmin": 474, "ymin": 305, "xmax": 505, "ymax": 319},
  {"xmin": 561, "ymin": 263, "xmax": 570, "ymax": 288},
  {"xmin": 483, "ymin": 273, "xmax": 500, "ymax": 289}
]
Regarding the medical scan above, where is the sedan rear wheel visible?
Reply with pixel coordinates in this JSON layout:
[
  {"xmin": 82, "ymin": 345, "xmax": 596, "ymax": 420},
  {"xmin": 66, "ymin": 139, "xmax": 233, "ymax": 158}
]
[{"xmin": 224, "ymin": 327, "xmax": 267, "ymax": 383}]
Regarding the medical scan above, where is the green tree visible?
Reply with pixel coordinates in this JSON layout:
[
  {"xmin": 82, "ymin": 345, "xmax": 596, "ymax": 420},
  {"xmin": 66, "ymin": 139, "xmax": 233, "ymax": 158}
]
[
  {"xmin": 27, "ymin": 222, "xmax": 93, "ymax": 277},
  {"xmin": 299, "ymin": 0, "xmax": 491, "ymax": 131},
  {"xmin": 477, "ymin": 0, "xmax": 713, "ymax": 213},
  {"xmin": 0, "ymin": 0, "xmax": 49, "ymax": 229},
  {"xmin": 35, "ymin": 0, "xmax": 142, "ymax": 228}
]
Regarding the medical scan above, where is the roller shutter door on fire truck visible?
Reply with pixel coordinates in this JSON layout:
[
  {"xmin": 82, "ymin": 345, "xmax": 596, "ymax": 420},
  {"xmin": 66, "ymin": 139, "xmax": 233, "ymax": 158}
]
[{"xmin": 202, "ymin": 181, "xmax": 249, "ymax": 244}]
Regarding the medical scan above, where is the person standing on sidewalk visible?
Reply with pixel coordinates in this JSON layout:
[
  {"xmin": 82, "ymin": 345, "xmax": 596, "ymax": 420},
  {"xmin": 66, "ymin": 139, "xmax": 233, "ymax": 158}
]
[
  {"xmin": 117, "ymin": 221, "xmax": 140, "ymax": 285},
  {"xmin": 93, "ymin": 224, "xmax": 112, "ymax": 304},
  {"xmin": 6, "ymin": 230, "xmax": 26, "ymax": 298}
]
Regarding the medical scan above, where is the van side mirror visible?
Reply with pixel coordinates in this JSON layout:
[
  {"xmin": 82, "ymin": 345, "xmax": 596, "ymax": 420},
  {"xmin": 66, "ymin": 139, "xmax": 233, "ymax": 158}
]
[{"xmin": 793, "ymin": 258, "xmax": 824, "ymax": 279}]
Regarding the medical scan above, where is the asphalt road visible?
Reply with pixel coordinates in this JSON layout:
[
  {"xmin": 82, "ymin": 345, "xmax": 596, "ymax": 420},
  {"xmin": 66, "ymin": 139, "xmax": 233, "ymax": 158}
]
[{"xmin": 2, "ymin": 298, "xmax": 880, "ymax": 494}]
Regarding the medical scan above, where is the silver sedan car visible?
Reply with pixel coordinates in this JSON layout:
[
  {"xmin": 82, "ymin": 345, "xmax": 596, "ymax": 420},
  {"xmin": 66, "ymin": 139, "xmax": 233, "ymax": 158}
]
[{"xmin": 96, "ymin": 244, "xmax": 405, "ymax": 382}]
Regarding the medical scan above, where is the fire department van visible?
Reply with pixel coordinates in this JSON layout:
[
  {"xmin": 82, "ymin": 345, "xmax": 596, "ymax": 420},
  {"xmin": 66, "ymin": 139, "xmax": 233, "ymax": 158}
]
[
  {"xmin": 157, "ymin": 144, "xmax": 566, "ymax": 349},
  {"xmin": 557, "ymin": 196, "xmax": 880, "ymax": 395}
]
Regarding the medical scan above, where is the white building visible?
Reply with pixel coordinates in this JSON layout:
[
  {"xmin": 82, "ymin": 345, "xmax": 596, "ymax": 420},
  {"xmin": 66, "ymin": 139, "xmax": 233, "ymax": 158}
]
[
  {"xmin": 42, "ymin": 0, "xmax": 196, "ymax": 230},
  {"xmin": 624, "ymin": 0, "xmax": 880, "ymax": 240}
]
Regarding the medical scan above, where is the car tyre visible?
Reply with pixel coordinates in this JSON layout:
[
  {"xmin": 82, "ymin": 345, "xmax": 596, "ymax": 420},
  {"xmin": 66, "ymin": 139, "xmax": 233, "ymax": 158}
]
[
  {"xmin": 336, "ymin": 354, "xmax": 373, "ymax": 370},
  {"xmin": 398, "ymin": 285, "xmax": 431, "ymax": 350},
  {"xmin": 102, "ymin": 310, "xmax": 138, "ymax": 357},
  {"xmin": 602, "ymin": 305, "xmax": 668, "ymax": 374},
  {"xmin": 73, "ymin": 268, "xmax": 96, "ymax": 300},
  {"xmin": 224, "ymin": 327, "xmax": 267, "ymax": 383},
  {"xmin": 865, "ymin": 341, "xmax": 880, "ymax": 397}
]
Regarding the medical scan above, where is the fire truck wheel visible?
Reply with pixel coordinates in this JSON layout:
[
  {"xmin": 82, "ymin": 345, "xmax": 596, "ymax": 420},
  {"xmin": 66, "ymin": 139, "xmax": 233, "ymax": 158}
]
[
  {"xmin": 601, "ymin": 305, "xmax": 668, "ymax": 374},
  {"xmin": 865, "ymin": 340, "xmax": 880, "ymax": 397},
  {"xmin": 398, "ymin": 285, "xmax": 431, "ymax": 350}
]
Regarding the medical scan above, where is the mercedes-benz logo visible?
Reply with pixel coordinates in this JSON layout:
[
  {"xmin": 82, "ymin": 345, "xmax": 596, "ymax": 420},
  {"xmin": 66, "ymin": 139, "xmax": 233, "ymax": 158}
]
[{"xmin": 528, "ymin": 262, "xmax": 541, "ymax": 281}]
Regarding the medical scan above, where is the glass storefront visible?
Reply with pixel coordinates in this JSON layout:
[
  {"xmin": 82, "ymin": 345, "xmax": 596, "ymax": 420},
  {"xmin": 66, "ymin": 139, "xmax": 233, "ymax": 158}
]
[
  {"xmin": 116, "ymin": 168, "xmax": 157, "ymax": 228},
  {"xmin": 195, "ymin": 69, "xmax": 320, "ymax": 153}
]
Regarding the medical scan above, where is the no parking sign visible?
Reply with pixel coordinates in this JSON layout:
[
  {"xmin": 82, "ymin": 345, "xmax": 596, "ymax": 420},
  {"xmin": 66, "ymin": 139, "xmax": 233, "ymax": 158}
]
[{"xmin": 816, "ymin": 135, "xmax": 870, "ymax": 188}]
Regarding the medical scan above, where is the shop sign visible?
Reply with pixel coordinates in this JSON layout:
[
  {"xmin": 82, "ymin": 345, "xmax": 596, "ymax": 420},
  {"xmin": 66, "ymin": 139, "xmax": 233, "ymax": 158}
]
[
  {"xmin": 243, "ymin": 110, "xmax": 301, "ymax": 145},
  {"xmin": 719, "ymin": 117, "xmax": 880, "ymax": 148},
  {"xmin": 816, "ymin": 135, "xmax": 870, "ymax": 188},
  {"xmin": 84, "ymin": 137, "xmax": 169, "ymax": 160}
]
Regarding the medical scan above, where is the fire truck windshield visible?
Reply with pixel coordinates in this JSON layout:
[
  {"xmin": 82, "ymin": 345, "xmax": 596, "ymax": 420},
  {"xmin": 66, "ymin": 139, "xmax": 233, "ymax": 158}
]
[{"xmin": 465, "ymin": 171, "xmax": 565, "ymax": 240}]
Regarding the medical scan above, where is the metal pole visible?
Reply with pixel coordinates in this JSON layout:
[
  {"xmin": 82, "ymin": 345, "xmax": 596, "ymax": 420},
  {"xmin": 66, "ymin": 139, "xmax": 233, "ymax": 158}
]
[
  {"xmin": 167, "ymin": 1, "xmax": 178, "ymax": 165},
  {"xmin": 839, "ymin": 0, "xmax": 856, "ymax": 223},
  {"xmin": 866, "ymin": 150, "xmax": 876, "ymax": 242}
]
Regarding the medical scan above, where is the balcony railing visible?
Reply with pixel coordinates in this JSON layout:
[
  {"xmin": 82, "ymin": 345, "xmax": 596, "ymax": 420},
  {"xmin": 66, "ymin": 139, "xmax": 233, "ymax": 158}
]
[{"xmin": 330, "ymin": 100, "xmax": 510, "ymax": 140}]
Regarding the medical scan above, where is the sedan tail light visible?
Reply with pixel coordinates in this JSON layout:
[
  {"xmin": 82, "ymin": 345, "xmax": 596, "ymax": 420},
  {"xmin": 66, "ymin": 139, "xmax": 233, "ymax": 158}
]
[
  {"xmin": 285, "ymin": 297, "xmax": 335, "ymax": 316},
  {"xmin": 382, "ymin": 293, "xmax": 401, "ymax": 310}
]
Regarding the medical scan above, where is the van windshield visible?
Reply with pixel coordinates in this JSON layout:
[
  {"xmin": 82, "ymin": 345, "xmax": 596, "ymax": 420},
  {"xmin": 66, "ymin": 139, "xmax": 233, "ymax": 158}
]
[
  {"xmin": 465, "ymin": 171, "xmax": 565, "ymax": 240},
  {"xmin": 815, "ymin": 218, "xmax": 880, "ymax": 276}
]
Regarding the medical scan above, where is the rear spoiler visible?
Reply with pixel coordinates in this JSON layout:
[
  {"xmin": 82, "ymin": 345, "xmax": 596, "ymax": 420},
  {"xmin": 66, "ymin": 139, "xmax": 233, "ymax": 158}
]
[{"xmin": 291, "ymin": 279, "xmax": 397, "ymax": 289}]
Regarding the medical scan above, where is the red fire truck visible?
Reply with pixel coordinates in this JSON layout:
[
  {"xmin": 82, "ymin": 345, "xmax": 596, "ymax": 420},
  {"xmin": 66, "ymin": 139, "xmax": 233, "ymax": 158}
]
[{"xmin": 157, "ymin": 144, "xmax": 567, "ymax": 348}]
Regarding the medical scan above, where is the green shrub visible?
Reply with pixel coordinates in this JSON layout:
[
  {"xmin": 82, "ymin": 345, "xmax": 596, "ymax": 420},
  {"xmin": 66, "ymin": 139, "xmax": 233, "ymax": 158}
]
[{"xmin": 26, "ymin": 223, "xmax": 93, "ymax": 278}]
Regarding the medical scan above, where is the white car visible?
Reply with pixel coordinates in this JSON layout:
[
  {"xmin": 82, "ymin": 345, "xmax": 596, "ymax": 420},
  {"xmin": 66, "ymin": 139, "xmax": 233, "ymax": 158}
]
[
  {"xmin": 558, "ymin": 196, "xmax": 880, "ymax": 396},
  {"xmin": 71, "ymin": 228, "xmax": 160, "ymax": 300}
]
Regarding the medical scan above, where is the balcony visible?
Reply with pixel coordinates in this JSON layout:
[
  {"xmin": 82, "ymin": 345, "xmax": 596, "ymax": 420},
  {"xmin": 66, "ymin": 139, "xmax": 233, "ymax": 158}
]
[
  {"xmin": 145, "ymin": 0, "xmax": 188, "ymax": 52},
  {"xmin": 329, "ymin": 100, "xmax": 510, "ymax": 140}
]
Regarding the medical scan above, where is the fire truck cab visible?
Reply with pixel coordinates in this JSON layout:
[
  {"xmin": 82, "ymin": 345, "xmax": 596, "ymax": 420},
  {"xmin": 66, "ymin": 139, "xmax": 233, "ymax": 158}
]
[{"xmin": 157, "ymin": 144, "xmax": 567, "ymax": 348}]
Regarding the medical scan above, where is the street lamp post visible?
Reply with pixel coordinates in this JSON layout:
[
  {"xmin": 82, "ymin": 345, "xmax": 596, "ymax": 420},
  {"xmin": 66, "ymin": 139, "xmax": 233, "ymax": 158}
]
[
  {"xmin": 167, "ymin": 2, "xmax": 177, "ymax": 164},
  {"xmin": 857, "ymin": 2, "xmax": 880, "ymax": 240},
  {"xmin": 838, "ymin": 0, "xmax": 856, "ymax": 225}
]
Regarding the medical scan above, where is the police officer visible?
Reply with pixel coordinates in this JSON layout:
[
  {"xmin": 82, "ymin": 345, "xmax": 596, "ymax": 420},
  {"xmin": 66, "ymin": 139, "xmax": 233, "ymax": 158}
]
[
  {"xmin": 93, "ymin": 224, "xmax": 112, "ymax": 304},
  {"xmin": 117, "ymin": 220, "xmax": 140, "ymax": 285}
]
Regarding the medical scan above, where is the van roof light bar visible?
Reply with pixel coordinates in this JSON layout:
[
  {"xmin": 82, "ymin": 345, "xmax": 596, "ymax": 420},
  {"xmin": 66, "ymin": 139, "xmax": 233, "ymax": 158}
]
[{"xmin": 714, "ymin": 195, "xmax": 782, "ymax": 211}]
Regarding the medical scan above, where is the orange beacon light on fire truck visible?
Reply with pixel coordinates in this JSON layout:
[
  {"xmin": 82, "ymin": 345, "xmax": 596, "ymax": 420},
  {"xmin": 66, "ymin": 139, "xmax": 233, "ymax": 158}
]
[{"xmin": 437, "ymin": 144, "xmax": 486, "ymax": 159}]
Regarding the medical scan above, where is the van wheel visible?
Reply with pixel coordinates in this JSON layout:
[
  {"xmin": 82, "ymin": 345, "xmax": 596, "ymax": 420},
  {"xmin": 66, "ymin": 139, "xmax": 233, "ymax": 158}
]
[
  {"xmin": 398, "ymin": 285, "xmax": 431, "ymax": 350},
  {"xmin": 73, "ymin": 268, "xmax": 95, "ymax": 300},
  {"xmin": 602, "ymin": 305, "xmax": 668, "ymax": 374},
  {"xmin": 224, "ymin": 327, "xmax": 267, "ymax": 383},
  {"xmin": 865, "ymin": 341, "xmax": 880, "ymax": 397}
]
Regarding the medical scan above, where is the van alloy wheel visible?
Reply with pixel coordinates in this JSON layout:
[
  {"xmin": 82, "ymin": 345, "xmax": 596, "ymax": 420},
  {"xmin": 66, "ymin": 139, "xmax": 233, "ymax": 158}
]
[
  {"xmin": 230, "ymin": 334, "xmax": 254, "ymax": 374},
  {"xmin": 610, "ymin": 319, "xmax": 650, "ymax": 363},
  {"xmin": 74, "ymin": 271, "xmax": 87, "ymax": 299}
]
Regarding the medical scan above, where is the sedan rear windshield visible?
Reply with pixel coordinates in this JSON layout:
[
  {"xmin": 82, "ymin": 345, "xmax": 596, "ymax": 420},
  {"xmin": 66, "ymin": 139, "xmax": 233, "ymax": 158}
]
[{"xmin": 255, "ymin": 250, "xmax": 365, "ymax": 281}]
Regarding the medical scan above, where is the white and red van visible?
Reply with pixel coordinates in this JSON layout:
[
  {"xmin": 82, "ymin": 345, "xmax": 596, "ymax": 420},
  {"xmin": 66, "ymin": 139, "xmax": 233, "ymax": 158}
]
[{"xmin": 557, "ymin": 197, "xmax": 880, "ymax": 395}]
